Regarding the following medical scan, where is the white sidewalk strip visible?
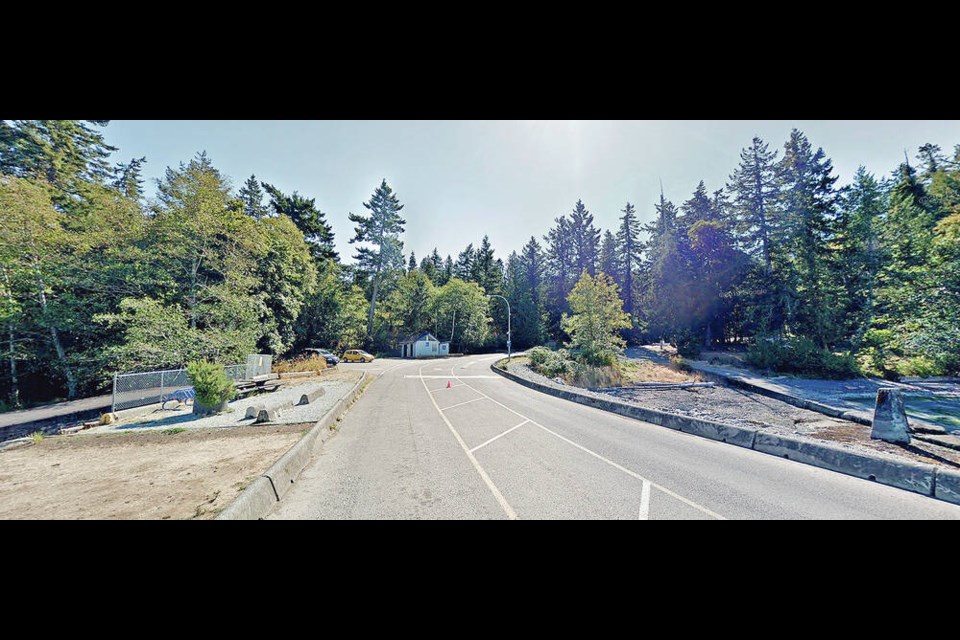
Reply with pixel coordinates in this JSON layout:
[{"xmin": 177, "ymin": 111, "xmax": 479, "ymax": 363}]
[{"xmin": 469, "ymin": 420, "xmax": 530, "ymax": 453}]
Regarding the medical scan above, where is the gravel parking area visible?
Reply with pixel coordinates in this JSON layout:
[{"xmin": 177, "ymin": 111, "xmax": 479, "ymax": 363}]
[{"xmin": 503, "ymin": 361, "xmax": 960, "ymax": 469}]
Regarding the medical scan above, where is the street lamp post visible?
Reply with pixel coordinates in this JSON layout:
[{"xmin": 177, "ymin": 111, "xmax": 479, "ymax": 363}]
[{"xmin": 487, "ymin": 294, "xmax": 511, "ymax": 360}]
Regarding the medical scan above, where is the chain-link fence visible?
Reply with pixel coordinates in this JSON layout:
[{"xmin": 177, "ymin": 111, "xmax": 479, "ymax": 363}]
[{"xmin": 111, "ymin": 360, "xmax": 263, "ymax": 413}]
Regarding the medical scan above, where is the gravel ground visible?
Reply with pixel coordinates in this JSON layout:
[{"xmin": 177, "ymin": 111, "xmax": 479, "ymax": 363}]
[
  {"xmin": 504, "ymin": 361, "xmax": 960, "ymax": 469},
  {"xmin": 87, "ymin": 371, "xmax": 361, "ymax": 434}
]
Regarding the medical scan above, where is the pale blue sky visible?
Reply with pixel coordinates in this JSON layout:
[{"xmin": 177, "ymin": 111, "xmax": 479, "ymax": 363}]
[{"xmin": 104, "ymin": 120, "xmax": 960, "ymax": 263}]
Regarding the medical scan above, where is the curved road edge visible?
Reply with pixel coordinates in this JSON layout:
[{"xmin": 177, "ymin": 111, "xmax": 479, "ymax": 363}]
[
  {"xmin": 216, "ymin": 371, "xmax": 371, "ymax": 520},
  {"xmin": 489, "ymin": 359, "xmax": 960, "ymax": 507}
]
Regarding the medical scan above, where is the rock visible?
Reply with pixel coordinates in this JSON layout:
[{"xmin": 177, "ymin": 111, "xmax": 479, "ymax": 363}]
[
  {"xmin": 871, "ymin": 388, "xmax": 911, "ymax": 444},
  {"xmin": 99, "ymin": 413, "xmax": 117, "ymax": 425}
]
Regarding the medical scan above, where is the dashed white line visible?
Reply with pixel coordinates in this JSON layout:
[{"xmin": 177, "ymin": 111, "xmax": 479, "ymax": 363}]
[
  {"xmin": 448, "ymin": 363, "xmax": 726, "ymax": 520},
  {"xmin": 638, "ymin": 481, "xmax": 651, "ymax": 520},
  {"xmin": 469, "ymin": 420, "xmax": 530, "ymax": 453},
  {"xmin": 419, "ymin": 365, "xmax": 517, "ymax": 520}
]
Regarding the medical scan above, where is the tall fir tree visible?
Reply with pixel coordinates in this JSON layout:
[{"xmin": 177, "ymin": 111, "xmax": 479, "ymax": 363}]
[
  {"xmin": 349, "ymin": 179, "xmax": 406, "ymax": 342},
  {"xmin": 616, "ymin": 202, "xmax": 641, "ymax": 322},
  {"xmin": 262, "ymin": 183, "xmax": 337, "ymax": 261},
  {"xmin": 238, "ymin": 175, "xmax": 269, "ymax": 220}
]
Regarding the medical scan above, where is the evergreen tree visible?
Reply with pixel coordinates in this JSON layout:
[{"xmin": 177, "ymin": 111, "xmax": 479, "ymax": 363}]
[
  {"xmin": 262, "ymin": 182, "xmax": 337, "ymax": 261},
  {"xmin": 0, "ymin": 120, "xmax": 116, "ymax": 198},
  {"xmin": 111, "ymin": 156, "xmax": 147, "ymax": 201},
  {"xmin": 454, "ymin": 243, "xmax": 475, "ymax": 281},
  {"xmin": 599, "ymin": 230, "xmax": 619, "ymax": 281},
  {"xmin": 569, "ymin": 199, "xmax": 600, "ymax": 275},
  {"xmin": 348, "ymin": 179, "xmax": 406, "ymax": 342},
  {"xmin": 834, "ymin": 167, "xmax": 885, "ymax": 344},
  {"xmin": 616, "ymin": 202, "xmax": 641, "ymax": 322},
  {"xmin": 238, "ymin": 174, "xmax": 269, "ymax": 220},
  {"xmin": 727, "ymin": 137, "xmax": 780, "ymax": 273},
  {"xmin": 408, "ymin": 251, "xmax": 417, "ymax": 273},
  {"xmin": 442, "ymin": 255, "xmax": 454, "ymax": 285},
  {"xmin": 777, "ymin": 129, "xmax": 839, "ymax": 346}
]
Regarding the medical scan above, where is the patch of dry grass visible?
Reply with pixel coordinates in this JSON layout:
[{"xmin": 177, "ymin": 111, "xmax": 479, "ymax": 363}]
[
  {"xmin": 617, "ymin": 358, "xmax": 701, "ymax": 384},
  {"xmin": 273, "ymin": 355, "xmax": 329, "ymax": 374}
]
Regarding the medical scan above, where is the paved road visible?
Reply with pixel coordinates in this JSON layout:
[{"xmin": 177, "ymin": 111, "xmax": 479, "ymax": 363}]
[
  {"xmin": 0, "ymin": 394, "xmax": 112, "ymax": 431},
  {"xmin": 268, "ymin": 354, "xmax": 960, "ymax": 519}
]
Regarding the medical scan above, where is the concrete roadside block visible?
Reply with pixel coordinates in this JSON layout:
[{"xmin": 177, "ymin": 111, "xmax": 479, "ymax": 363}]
[
  {"xmin": 298, "ymin": 387, "xmax": 325, "ymax": 405},
  {"xmin": 678, "ymin": 419, "xmax": 757, "ymax": 448},
  {"xmin": 255, "ymin": 407, "xmax": 281, "ymax": 424},
  {"xmin": 244, "ymin": 404, "xmax": 265, "ymax": 419},
  {"xmin": 262, "ymin": 428, "xmax": 320, "ymax": 499},
  {"xmin": 753, "ymin": 432, "xmax": 936, "ymax": 495},
  {"xmin": 216, "ymin": 477, "xmax": 279, "ymax": 520},
  {"xmin": 934, "ymin": 467, "xmax": 960, "ymax": 506}
]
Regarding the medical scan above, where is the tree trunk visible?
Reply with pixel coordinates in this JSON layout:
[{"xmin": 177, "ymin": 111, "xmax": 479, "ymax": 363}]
[
  {"xmin": 366, "ymin": 277, "xmax": 380, "ymax": 343},
  {"xmin": 2, "ymin": 269, "xmax": 20, "ymax": 407},
  {"xmin": 37, "ymin": 285, "xmax": 77, "ymax": 400},
  {"xmin": 189, "ymin": 257, "xmax": 199, "ymax": 329},
  {"xmin": 7, "ymin": 322, "xmax": 18, "ymax": 408},
  {"xmin": 703, "ymin": 323, "xmax": 712, "ymax": 349}
]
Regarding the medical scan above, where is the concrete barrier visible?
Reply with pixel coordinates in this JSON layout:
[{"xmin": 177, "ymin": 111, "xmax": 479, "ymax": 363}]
[
  {"xmin": 216, "ymin": 477, "xmax": 279, "ymax": 520},
  {"xmin": 298, "ymin": 387, "xmax": 326, "ymax": 405},
  {"xmin": 752, "ymin": 432, "xmax": 935, "ymax": 495},
  {"xmin": 216, "ymin": 371, "xmax": 369, "ymax": 520},
  {"xmin": 934, "ymin": 467, "xmax": 960, "ymax": 506},
  {"xmin": 244, "ymin": 404, "xmax": 265, "ymax": 419},
  {"xmin": 255, "ymin": 407, "xmax": 281, "ymax": 424},
  {"xmin": 492, "ymin": 360, "xmax": 957, "ymax": 506}
]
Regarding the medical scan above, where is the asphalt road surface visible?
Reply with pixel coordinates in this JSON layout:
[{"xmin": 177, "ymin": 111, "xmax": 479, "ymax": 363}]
[{"xmin": 268, "ymin": 354, "xmax": 960, "ymax": 520}]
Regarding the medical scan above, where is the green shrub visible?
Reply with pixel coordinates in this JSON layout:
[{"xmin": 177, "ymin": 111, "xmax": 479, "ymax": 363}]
[
  {"xmin": 186, "ymin": 360, "xmax": 237, "ymax": 409},
  {"xmin": 895, "ymin": 356, "xmax": 942, "ymax": 378},
  {"xmin": 746, "ymin": 336, "xmax": 859, "ymax": 379},
  {"xmin": 528, "ymin": 346, "xmax": 573, "ymax": 378},
  {"xmin": 675, "ymin": 331, "xmax": 702, "ymax": 359}
]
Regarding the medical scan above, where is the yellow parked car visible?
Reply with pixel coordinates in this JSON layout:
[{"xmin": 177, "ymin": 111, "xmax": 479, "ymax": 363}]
[{"xmin": 342, "ymin": 349, "xmax": 375, "ymax": 363}]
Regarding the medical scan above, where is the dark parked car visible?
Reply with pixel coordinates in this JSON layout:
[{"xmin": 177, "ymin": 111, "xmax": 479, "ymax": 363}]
[{"xmin": 302, "ymin": 348, "xmax": 339, "ymax": 366}]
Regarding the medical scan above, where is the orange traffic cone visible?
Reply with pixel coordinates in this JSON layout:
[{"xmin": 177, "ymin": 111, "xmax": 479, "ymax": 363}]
[{"xmin": 446, "ymin": 380, "xmax": 452, "ymax": 389}]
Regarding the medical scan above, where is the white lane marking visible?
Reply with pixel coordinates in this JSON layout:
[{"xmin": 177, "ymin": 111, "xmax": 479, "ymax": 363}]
[
  {"xmin": 429, "ymin": 383, "xmax": 465, "ymax": 393},
  {"xmin": 406, "ymin": 375, "xmax": 500, "ymax": 379},
  {"xmin": 419, "ymin": 366, "xmax": 517, "ymax": 520},
  {"xmin": 448, "ymin": 365, "xmax": 725, "ymax": 520},
  {"xmin": 440, "ymin": 397, "xmax": 486, "ymax": 412},
  {"xmin": 638, "ymin": 481, "xmax": 651, "ymax": 520},
  {"xmin": 469, "ymin": 420, "xmax": 530, "ymax": 453}
]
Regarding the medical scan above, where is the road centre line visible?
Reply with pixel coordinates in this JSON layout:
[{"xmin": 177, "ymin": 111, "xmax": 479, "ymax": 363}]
[
  {"xmin": 441, "ymin": 397, "xmax": 486, "ymax": 411},
  {"xmin": 448, "ymin": 364, "xmax": 726, "ymax": 520},
  {"xmin": 469, "ymin": 420, "xmax": 530, "ymax": 453},
  {"xmin": 419, "ymin": 366, "xmax": 517, "ymax": 520},
  {"xmin": 406, "ymin": 375, "xmax": 500, "ymax": 379}
]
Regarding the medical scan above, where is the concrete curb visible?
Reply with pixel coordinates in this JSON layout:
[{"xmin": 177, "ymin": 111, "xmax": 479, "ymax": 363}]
[
  {"xmin": 216, "ymin": 372, "xmax": 369, "ymax": 520},
  {"xmin": 491, "ymin": 361, "xmax": 959, "ymax": 507}
]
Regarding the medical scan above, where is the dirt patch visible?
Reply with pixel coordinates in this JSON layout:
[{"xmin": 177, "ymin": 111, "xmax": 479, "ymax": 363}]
[{"xmin": 0, "ymin": 424, "xmax": 311, "ymax": 519}]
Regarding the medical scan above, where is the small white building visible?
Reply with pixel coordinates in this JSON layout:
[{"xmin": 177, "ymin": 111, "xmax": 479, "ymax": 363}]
[{"xmin": 399, "ymin": 331, "xmax": 450, "ymax": 358}]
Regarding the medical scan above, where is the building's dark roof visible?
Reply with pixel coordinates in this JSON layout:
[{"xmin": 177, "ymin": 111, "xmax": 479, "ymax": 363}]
[{"xmin": 399, "ymin": 331, "xmax": 439, "ymax": 344}]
